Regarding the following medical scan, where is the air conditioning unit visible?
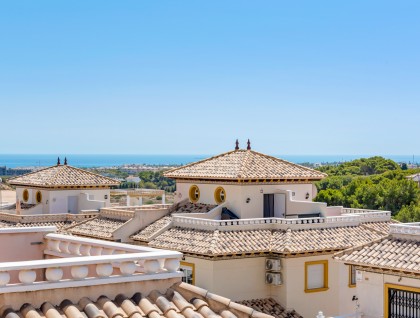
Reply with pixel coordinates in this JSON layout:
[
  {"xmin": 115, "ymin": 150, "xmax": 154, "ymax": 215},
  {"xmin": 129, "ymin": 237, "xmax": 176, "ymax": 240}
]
[
  {"xmin": 265, "ymin": 273, "xmax": 282, "ymax": 285},
  {"xmin": 265, "ymin": 258, "xmax": 281, "ymax": 272}
]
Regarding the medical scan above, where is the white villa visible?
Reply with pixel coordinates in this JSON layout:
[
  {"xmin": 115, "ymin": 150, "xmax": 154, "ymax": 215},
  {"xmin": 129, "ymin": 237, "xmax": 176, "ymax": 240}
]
[
  {"xmin": 44, "ymin": 142, "xmax": 397, "ymax": 317},
  {"xmin": 8, "ymin": 158, "xmax": 119, "ymax": 214}
]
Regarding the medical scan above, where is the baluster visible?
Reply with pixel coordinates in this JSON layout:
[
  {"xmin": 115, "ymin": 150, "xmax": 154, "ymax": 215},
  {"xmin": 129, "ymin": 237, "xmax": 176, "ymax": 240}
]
[{"xmin": 19, "ymin": 270, "xmax": 36, "ymax": 284}]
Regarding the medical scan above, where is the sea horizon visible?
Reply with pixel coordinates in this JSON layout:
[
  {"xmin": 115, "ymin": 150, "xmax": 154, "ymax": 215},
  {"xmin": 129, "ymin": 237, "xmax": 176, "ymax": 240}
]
[{"xmin": 0, "ymin": 153, "xmax": 418, "ymax": 168}]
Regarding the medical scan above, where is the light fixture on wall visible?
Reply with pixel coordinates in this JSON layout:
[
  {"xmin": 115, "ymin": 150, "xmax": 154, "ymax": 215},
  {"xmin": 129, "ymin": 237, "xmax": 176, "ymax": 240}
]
[
  {"xmin": 260, "ymin": 189, "xmax": 263, "ymax": 193},
  {"xmin": 305, "ymin": 192, "xmax": 310, "ymax": 199},
  {"xmin": 246, "ymin": 198, "xmax": 251, "ymax": 203}
]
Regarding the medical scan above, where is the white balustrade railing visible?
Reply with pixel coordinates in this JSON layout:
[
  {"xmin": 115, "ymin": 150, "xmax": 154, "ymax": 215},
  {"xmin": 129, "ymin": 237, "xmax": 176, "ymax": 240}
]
[
  {"xmin": 0, "ymin": 235, "xmax": 182, "ymax": 293},
  {"xmin": 0, "ymin": 212, "xmax": 97, "ymax": 224},
  {"xmin": 45, "ymin": 233, "xmax": 159, "ymax": 256},
  {"xmin": 173, "ymin": 215, "xmax": 358, "ymax": 231},
  {"xmin": 389, "ymin": 223, "xmax": 420, "ymax": 236},
  {"xmin": 342, "ymin": 208, "xmax": 389, "ymax": 214}
]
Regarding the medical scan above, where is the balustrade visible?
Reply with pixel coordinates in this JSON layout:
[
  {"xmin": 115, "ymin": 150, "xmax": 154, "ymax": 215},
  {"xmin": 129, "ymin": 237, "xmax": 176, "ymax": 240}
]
[{"xmin": 0, "ymin": 251, "xmax": 182, "ymax": 292}]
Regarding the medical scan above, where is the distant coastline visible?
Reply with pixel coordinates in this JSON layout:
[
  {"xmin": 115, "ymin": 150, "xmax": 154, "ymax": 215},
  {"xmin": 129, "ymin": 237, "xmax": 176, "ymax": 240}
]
[{"xmin": 0, "ymin": 154, "xmax": 418, "ymax": 168}]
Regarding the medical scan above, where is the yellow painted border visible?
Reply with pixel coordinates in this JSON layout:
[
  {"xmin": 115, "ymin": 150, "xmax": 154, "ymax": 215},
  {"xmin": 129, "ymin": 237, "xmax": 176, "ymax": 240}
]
[
  {"xmin": 304, "ymin": 260, "xmax": 329, "ymax": 293},
  {"xmin": 35, "ymin": 190, "xmax": 42, "ymax": 204},
  {"xmin": 348, "ymin": 265, "xmax": 356, "ymax": 288},
  {"xmin": 180, "ymin": 261, "xmax": 195, "ymax": 285},
  {"xmin": 189, "ymin": 185, "xmax": 200, "ymax": 203},
  {"xmin": 22, "ymin": 189, "xmax": 29, "ymax": 202},
  {"xmin": 384, "ymin": 283, "xmax": 420, "ymax": 317},
  {"xmin": 214, "ymin": 186, "xmax": 226, "ymax": 204}
]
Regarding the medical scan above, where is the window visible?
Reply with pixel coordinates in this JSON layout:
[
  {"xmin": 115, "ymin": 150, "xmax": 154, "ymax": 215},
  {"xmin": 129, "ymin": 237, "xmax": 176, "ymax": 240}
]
[
  {"xmin": 305, "ymin": 260, "xmax": 328, "ymax": 293},
  {"xmin": 214, "ymin": 187, "xmax": 226, "ymax": 204},
  {"xmin": 180, "ymin": 262, "xmax": 195, "ymax": 285},
  {"xmin": 189, "ymin": 185, "xmax": 200, "ymax": 203},
  {"xmin": 348, "ymin": 265, "xmax": 356, "ymax": 288},
  {"xmin": 35, "ymin": 191, "xmax": 42, "ymax": 204},
  {"xmin": 22, "ymin": 189, "xmax": 29, "ymax": 202}
]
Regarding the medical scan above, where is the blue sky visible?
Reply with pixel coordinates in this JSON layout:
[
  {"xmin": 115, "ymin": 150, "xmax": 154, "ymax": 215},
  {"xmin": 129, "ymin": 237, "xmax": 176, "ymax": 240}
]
[{"xmin": 0, "ymin": 1, "xmax": 419, "ymax": 155}]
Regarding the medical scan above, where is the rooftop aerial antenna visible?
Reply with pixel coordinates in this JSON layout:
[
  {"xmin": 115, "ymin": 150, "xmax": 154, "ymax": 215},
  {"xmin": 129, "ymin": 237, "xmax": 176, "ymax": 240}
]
[
  {"xmin": 247, "ymin": 139, "xmax": 251, "ymax": 150},
  {"xmin": 235, "ymin": 139, "xmax": 239, "ymax": 150}
]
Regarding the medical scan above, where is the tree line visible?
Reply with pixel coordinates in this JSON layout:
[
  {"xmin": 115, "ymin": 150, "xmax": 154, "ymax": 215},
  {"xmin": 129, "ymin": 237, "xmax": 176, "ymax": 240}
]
[{"xmin": 314, "ymin": 157, "xmax": 420, "ymax": 222}]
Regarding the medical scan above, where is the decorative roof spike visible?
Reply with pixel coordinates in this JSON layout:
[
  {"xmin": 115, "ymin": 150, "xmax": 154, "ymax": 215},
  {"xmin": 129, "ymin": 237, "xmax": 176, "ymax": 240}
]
[
  {"xmin": 64, "ymin": 157, "xmax": 68, "ymax": 165},
  {"xmin": 57, "ymin": 157, "xmax": 61, "ymax": 165},
  {"xmin": 247, "ymin": 139, "xmax": 251, "ymax": 150},
  {"xmin": 235, "ymin": 139, "xmax": 239, "ymax": 150}
]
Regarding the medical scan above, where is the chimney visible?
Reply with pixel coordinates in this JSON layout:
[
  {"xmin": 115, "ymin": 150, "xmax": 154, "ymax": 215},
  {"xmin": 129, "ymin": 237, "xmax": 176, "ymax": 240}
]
[
  {"xmin": 64, "ymin": 157, "xmax": 68, "ymax": 165},
  {"xmin": 247, "ymin": 139, "xmax": 251, "ymax": 150},
  {"xmin": 57, "ymin": 157, "xmax": 61, "ymax": 165},
  {"xmin": 235, "ymin": 139, "xmax": 239, "ymax": 150}
]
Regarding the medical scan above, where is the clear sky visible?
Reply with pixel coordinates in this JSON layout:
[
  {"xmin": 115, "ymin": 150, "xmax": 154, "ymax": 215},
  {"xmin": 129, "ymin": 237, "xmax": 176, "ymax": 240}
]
[{"xmin": 0, "ymin": 1, "xmax": 419, "ymax": 155}]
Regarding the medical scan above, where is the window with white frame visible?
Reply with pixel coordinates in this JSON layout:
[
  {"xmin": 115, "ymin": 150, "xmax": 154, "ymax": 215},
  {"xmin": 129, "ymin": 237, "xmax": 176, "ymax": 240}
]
[
  {"xmin": 180, "ymin": 262, "xmax": 195, "ymax": 285},
  {"xmin": 305, "ymin": 260, "xmax": 328, "ymax": 293}
]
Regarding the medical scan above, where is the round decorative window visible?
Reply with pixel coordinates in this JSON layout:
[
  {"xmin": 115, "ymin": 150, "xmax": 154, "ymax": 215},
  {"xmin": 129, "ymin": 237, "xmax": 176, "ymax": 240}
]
[
  {"xmin": 36, "ymin": 191, "xmax": 42, "ymax": 204},
  {"xmin": 189, "ymin": 185, "xmax": 200, "ymax": 203},
  {"xmin": 22, "ymin": 189, "xmax": 29, "ymax": 202},
  {"xmin": 214, "ymin": 187, "xmax": 226, "ymax": 204}
]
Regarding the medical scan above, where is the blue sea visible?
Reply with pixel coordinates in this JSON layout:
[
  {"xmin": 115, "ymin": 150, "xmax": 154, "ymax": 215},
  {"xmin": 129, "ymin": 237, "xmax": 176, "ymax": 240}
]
[{"xmin": 0, "ymin": 154, "xmax": 418, "ymax": 168}]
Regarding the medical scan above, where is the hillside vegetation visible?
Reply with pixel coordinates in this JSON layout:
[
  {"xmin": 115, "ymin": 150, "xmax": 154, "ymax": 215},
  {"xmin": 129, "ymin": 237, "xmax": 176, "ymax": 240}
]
[{"xmin": 314, "ymin": 157, "xmax": 420, "ymax": 222}]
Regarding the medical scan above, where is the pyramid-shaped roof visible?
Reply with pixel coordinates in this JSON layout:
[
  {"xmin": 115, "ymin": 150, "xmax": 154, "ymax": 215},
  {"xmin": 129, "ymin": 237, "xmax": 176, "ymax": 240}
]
[
  {"xmin": 164, "ymin": 149, "xmax": 326, "ymax": 181},
  {"xmin": 9, "ymin": 164, "xmax": 120, "ymax": 188}
]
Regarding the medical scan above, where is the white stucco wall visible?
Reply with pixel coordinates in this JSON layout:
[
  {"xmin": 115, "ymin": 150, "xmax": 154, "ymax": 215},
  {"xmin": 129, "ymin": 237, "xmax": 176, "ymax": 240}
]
[
  {"xmin": 183, "ymin": 256, "xmax": 270, "ymax": 301},
  {"xmin": 356, "ymin": 270, "xmax": 420, "ymax": 318},
  {"xmin": 175, "ymin": 182, "xmax": 317, "ymax": 219},
  {"xmin": 182, "ymin": 254, "xmax": 357, "ymax": 317},
  {"xmin": 16, "ymin": 186, "xmax": 110, "ymax": 214}
]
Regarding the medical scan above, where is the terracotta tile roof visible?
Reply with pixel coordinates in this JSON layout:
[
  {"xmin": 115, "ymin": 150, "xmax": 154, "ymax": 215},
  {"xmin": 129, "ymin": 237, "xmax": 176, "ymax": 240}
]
[
  {"xmin": 361, "ymin": 220, "xmax": 399, "ymax": 235},
  {"xmin": 68, "ymin": 217, "xmax": 127, "ymax": 240},
  {"xmin": 147, "ymin": 225, "xmax": 386, "ymax": 256},
  {"xmin": 164, "ymin": 150, "xmax": 326, "ymax": 181},
  {"xmin": 335, "ymin": 237, "xmax": 420, "ymax": 274},
  {"xmin": 150, "ymin": 228, "xmax": 272, "ymax": 255},
  {"xmin": 130, "ymin": 203, "xmax": 217, "ymax": 242},
  {"xmin": 271, "ymin": 226, "xmax": 384, "ymax": 254},
  {"xmin": 238, "ymin": 298, "xmax": 303, "ymax": 318},
  {"xmin": 1, "ymin": 282, "xmax": 273, "ymax": 318},
  {"xmin": 0, "ymin": 220, "xmax": 76, "ymax": 230},
  {"xmin": 130, "ymin": 216, "xmax": 173, "ymax": 242},
  {"xmin": 173, "ymin": 202, "xmax": 217, "ymax": 214},
  {"xmin": 8, "ymin": 164, "xmax": 120, "ymax": 187}
]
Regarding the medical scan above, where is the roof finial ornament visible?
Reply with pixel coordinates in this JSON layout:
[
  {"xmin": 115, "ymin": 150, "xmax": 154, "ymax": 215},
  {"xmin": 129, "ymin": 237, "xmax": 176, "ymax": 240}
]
[
  {"xmin": 247, "ymin": 139, "xmax": 251, "ymax": 150},
  {"xmin": 57, "ymin": 157, "xmax": 61, "ymax": 165},
  {"xmin": 64, "ymin": 157, "xmax": 68, "ymax": 165},
  {"xmin": 235, "ymin": 139, "xmax": 239, "ymax": 150}
]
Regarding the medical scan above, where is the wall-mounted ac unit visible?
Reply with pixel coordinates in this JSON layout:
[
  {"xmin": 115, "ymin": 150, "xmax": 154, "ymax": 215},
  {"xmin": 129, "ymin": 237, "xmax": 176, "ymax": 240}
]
[
  {"xmin": 265, "ymin": 258, "xmax": 281, "ymax": 272},
  {"xmin": 265, "ymin": 273, "xmax": 282, "ymax": 285}
]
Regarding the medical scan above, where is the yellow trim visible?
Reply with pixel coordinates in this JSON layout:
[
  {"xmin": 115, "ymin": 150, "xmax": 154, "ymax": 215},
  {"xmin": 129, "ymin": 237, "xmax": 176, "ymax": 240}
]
[
  {"xmin": 35, "ymin": 191, "xmax": 42, "ymax": 204},
  {"xmin": 348, "ymin": 265, "xmax": 356, "ymax": 288},
  {"xmin": 22, "ymin": 189, "xmax": 29, "ymax": 202},
  {"xmin": 180, "ymin": 261, "xmax": 195, "ymax": 285},
  {"xmin": 384, "ymin": 283, "xmax": 420, "ymax": 317},
  {"xmin": 189, "ymin": 185, "xmax": 200, "ymax": 203},
  {"xmin": 304, "ymin": 260, "xmax": 329, "ymax": 293},
  {"xmin": 214, "ymin": 186, "xmax": 226, "ymax": 204}
]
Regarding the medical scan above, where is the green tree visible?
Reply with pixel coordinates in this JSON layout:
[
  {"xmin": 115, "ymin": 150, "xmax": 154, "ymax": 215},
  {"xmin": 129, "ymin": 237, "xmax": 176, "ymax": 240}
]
[{"xmin": 396, "ymin": 203, "xmax": 420, "ymax": 222}]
